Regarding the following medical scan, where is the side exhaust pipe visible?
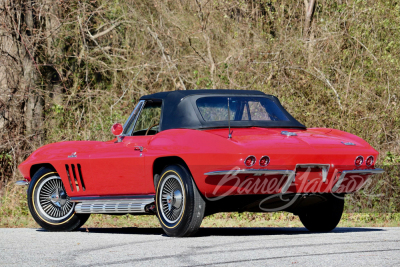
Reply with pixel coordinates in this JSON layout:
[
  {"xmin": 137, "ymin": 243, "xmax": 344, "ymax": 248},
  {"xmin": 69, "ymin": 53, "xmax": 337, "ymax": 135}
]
[
  {"xmin": 145, "ymin": 203, "xmax": 156, "ymax": 214},
  {"xmin": 15, "ymin": 180, "xmax": 30, "ymax": 186}
]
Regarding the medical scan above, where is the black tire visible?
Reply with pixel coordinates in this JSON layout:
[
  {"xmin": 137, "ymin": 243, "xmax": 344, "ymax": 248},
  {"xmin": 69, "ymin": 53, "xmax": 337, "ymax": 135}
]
[
  {"xmin": 299, "ymin": 194, "xmax": 344, "ymax": 232},
  {"xmin": 155, "ymin": 164, "xmax": 205, "ymax": 237},
  {"xmin": 27, "ymin": 167, "xmax": 90, "ymax": 231}
]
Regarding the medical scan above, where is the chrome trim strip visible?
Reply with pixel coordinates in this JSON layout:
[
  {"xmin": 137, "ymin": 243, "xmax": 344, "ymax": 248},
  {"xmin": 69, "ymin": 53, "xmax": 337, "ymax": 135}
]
[
  {"xmin": 295, "ymin": 164, "xmax": 330, "ymax": 183},
  {"xmin": 121, "ymin": 100, "xmax": 145, "ymax": 136},
  {"xmin": 128, "ymin": 100, "xmax": 146, "ymax": 136},
  {"xmin": 204, "ymin": 169, "xmax": 295, "ymax": 176},
  {"xmin": 281, "ymin": 172, "xmax": 296, "ymax": 194},
  {"xmin": 70, "ymin": 195, "xmax": 155, "ymax": 202},
  {"xmin": 281, "ymin": 131, "xmax": 297, "ymax": 136},
  {"xmin": 15, "ymin": 180, "xmax": 29, "ymax": 186},
  {"xmin": 341, "ymin": 141, "xmax": 356, "ymax": 146},
  {"xmin": 332, "ymin": 168, "xmax": 384, "ymax": 192},
  {"xmin": 73, "ymin": 195, "xmax": 155, "ymax": 214}
]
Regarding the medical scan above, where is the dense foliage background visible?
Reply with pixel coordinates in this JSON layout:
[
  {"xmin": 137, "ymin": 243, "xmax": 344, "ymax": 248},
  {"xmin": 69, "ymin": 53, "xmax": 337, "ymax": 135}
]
[{"xmin": 1, "ymin": 0, "xmax": 399, "ymax": 216}]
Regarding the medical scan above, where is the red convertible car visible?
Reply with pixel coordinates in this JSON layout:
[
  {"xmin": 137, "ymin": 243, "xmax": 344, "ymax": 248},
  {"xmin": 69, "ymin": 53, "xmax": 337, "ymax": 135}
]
[{"xmin": 17, "ymin": 90, "xmax": 383, "ymax": 236}]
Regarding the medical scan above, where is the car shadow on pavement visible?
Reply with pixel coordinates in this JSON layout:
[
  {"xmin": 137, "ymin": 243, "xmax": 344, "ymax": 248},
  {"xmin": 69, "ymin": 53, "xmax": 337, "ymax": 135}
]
[{"xmin": 66, "ymin": 227, "xmax": 384, "ymax": 237}]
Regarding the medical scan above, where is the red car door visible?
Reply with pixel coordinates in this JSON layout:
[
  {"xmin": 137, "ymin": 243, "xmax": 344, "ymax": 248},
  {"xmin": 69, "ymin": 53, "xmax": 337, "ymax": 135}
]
[{"xmin": 88, "ymin": 136, "xmax": 151, "ymax": 196}]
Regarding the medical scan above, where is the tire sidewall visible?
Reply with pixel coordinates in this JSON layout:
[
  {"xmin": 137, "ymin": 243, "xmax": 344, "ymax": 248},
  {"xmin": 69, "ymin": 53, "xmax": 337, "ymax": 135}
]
[
  {"xmin": 155, "ymin": 165, "xmax": 195, "ymax": 235},
  {"xmin": 27, "ymin": 167, "xmax": 83, "ymax": 231}
]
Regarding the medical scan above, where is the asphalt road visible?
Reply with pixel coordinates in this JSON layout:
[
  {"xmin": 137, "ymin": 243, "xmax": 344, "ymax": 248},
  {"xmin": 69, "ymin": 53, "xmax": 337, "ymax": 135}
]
[{"xmin": 1, "ymin": 227, "xmax": 399, "ymax": 266}]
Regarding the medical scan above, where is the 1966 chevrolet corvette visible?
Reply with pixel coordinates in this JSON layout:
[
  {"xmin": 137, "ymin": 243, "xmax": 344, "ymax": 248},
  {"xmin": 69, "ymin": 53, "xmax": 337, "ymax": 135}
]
[{"xmin": 17, "ymin": 89, "xmax": 384, "ymax": 236}]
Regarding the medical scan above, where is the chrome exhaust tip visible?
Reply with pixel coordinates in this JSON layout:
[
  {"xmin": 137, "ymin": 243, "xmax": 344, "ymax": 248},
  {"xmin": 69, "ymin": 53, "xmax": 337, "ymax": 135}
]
[
  {"xmin": 15, "ymin": 180, "xmax": 29, "ymax": 186},
  {"xmin": 145, "ymin": 203, "xmax": 156, "ymax": 214}
]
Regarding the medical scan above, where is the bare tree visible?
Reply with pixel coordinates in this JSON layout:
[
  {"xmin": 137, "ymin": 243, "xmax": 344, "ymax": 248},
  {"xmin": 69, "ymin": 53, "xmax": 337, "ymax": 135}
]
[
  {"xmin": 23, "ymin": 1, "xmax": 43, "ymax": 140},
  {"xmin": 44, "ymin": 0, "xmax": 63, "ymax": 107},
  {"xmin": 303, "ymin": 0, "xmax": 316, "ymax": 67},
  {"xmin": 303, "ymin": 0, "xmax": 316, "ymax": 40}
]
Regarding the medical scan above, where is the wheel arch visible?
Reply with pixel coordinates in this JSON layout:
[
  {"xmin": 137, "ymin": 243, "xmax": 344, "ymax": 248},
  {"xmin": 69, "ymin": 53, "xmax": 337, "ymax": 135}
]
[
  {"xmin": 30, "ymin": 163, "xmax": 57, "ymax": 179},
  {"xmin": 152, "ymin": 156, "xmax": 193, "ymax": 188}
]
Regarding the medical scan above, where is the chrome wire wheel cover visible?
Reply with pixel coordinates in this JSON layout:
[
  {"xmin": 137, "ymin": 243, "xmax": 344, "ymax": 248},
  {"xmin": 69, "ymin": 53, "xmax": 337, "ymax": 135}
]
[
  {"xmin": 36, "ymin": 176, "xmax": 75, "ymax": 221},
  {"xmin": 159, "ymin": 174, "xmax": 185, "ymax": 224}
]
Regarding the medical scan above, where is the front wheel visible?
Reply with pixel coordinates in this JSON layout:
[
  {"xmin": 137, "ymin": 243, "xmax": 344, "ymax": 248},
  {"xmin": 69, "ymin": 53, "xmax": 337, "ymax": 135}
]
[
  {"xmin": 299, "ymin": 194, "xmax": 344, "ymax": 232},
  {"xmin": 155, "ymin": 165, "xmax": 205, "ymax": 237},
  {"xmin": 27, "ymin": 167, "xmax": 90, "ymax": 231}
]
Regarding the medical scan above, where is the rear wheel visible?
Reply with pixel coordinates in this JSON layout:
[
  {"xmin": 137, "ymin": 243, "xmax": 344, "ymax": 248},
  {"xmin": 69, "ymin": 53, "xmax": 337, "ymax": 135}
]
[
  {"xmin": 299, "ymin": 194, "xmax": 344, "ymax": 232},
  {"xmin": 155, "ymin": 165, "xmax": 205, "ymax": 237},
  {"xmin": 27, "ymin": 167, "xmax": 90, "ymax": 231}
]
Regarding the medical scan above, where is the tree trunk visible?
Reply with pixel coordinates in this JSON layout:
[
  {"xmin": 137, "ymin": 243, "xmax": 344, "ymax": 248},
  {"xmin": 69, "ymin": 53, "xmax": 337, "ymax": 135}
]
[
  {"xmin": 23, "ymin": 0, "xmax": 43, "ymax": 144},
  {"xmin": 303, "ymin": 0, "xmax": 316, "ymax": 67},
  {"xmin": 0, "ymin": 0, "xmax": 20, "ymax": 133},
  {"xmin": 303, "ymin": 0, "xmax": 316, "ymax": 40},
  {"xmin": 0, "ymin": 0, "xmax": 36, "ymax": 188},
  {"xmin": 44, "ymin": 0, "xmax": 63, "ymax": 106}
]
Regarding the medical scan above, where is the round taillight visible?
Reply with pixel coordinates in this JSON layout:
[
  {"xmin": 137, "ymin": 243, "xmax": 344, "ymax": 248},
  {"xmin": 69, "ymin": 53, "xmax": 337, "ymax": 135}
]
[
  {"xmin": 244, "ymin": 156, "xmax": 256, "ymax": 167},
  {"xmin": 366, "ymin": 156, "xmax": 374, "ymax": 167},
  {"xmin": 259, "ymin": 156, "xmax": 270, "ymax": 167},
  {"xmin": 355, "ymin": 155, "xmax": 364, "ymax": 167}
]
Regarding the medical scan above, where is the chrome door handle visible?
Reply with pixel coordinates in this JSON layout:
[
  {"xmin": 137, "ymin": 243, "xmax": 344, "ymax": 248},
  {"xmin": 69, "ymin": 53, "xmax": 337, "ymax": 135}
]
[{"xmin": 134, "ymin": 146, "xmax": 144, "ymax": 152}]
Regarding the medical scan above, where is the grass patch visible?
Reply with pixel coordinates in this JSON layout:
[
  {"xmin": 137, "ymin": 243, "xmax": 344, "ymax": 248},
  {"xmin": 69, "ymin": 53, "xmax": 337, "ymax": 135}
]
[{"xmin": 1, "ymin": 212, "xmax": 399, "ymax": 229}]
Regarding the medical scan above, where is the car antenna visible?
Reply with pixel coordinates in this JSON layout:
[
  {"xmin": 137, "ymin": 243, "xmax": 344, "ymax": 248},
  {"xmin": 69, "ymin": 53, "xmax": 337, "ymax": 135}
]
[{"xmin": 228, "ymin": 97, "xmax": 232, "ymax": 139}]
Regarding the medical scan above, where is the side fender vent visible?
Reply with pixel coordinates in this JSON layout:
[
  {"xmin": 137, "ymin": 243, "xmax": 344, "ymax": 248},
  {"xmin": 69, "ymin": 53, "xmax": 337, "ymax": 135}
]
[
  {"xmin": 71, "ymin": 164, "xmax": 80, "ymax": 192},
  {"xmin": 65, "ymin": 164, "xmax": 86, "ymax": 192},
  {"xmin": 65, "ymin": 165, "xmax": 74, "ymax": 191},
  {"xmin": 77, "ymin": 164, "xmax": 86, "ymax": 191}
]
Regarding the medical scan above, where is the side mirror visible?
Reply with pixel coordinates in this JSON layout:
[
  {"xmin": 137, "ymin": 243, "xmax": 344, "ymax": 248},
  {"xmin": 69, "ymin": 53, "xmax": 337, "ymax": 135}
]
[{"xmin": 111, "ymin": 123, "xmax": 123, "ymax": 136}]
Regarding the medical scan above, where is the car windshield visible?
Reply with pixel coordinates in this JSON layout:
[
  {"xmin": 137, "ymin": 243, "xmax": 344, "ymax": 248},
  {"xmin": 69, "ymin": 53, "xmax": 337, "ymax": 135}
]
[{"xmin": 196, "ymin": 96, "xmax": 289, "ymax": 122}]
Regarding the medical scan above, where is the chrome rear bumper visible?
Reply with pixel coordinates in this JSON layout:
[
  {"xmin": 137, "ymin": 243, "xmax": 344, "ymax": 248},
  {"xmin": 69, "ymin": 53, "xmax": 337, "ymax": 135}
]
[
  {"xmin": 332, "ymin": 168, "xmax": 384, "ymax": 192},
  {"xmin": 204, "ymin": 169, "xmax": 294, "ymax": 176}
]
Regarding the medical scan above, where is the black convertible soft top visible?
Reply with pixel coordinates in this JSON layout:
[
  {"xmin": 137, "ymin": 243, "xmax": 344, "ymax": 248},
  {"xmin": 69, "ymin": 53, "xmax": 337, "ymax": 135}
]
[{"xmin": 139, "ymin": 89, "xmax": 305, "ymax": 131}]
